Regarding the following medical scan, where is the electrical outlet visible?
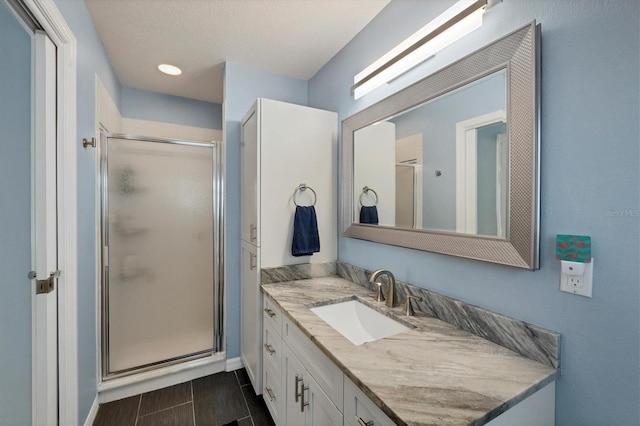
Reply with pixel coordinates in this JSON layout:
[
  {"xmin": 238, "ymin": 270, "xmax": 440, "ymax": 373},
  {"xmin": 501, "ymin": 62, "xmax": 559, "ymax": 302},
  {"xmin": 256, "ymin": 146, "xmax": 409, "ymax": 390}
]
[
  {"xmin": 567, "ymin": 276, "xmax": 582, "ymax": 288},
  {"xmin": 560, "ymin": 259, "xmax": 593, "ymax": 297}
]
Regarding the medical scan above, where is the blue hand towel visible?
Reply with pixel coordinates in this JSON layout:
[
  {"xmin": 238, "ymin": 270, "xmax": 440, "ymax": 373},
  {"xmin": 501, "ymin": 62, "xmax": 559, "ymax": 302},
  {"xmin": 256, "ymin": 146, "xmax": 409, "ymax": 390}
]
[
  {"xmin": 292, "ymin": 206, "xmax": 320, "ymax": 256},
  {"xmin": 359, "ymin": 206, "xmax": 379, "ymax": 225}
]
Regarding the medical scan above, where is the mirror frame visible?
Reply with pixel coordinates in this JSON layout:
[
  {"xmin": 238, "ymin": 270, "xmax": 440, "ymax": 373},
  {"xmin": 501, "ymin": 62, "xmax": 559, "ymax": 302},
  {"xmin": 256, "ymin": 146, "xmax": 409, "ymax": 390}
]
[{"xmin": 341, "ymin": 22, "xmax": 540, "ymax": 270}]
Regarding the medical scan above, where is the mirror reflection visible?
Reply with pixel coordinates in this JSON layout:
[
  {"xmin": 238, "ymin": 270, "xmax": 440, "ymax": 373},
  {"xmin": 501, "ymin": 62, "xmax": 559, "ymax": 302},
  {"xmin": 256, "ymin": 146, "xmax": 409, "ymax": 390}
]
[{"xmin": 353, "ymin": 69, "xmax": 507, "ymax": 237}]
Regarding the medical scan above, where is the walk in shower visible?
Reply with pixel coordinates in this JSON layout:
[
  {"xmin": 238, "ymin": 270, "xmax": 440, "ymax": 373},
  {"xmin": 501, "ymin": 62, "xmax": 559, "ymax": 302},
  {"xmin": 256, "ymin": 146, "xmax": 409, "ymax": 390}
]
[{"xmin": 100, "ymin": 134, "xmax": 224, "ymax": 379}]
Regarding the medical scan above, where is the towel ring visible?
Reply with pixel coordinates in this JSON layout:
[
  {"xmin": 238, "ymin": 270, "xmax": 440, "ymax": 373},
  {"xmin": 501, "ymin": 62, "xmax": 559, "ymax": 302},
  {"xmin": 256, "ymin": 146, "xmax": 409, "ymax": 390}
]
[
  {"xmin": 359, "ymin": 186, "xmax": 378, "ymax": 206},
  {"xmin": 293, "ymin": 183, "xmax": 317, "ymax": 207}
]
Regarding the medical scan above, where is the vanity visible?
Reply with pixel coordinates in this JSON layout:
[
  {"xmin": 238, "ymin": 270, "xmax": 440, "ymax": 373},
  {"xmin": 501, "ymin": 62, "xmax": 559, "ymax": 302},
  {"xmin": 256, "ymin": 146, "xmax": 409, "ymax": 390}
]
[{"xmin": 260, "ymin": 270, "xmax": 559, "ymax": 426}]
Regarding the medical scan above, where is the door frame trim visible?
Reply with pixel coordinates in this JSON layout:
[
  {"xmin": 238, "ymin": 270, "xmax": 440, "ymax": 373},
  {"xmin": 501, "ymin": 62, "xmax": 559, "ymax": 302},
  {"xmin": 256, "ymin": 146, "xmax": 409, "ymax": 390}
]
[
  {"xmin": 455, "ymin": 109, "xmax": 506, "ymax": 234},
  {"xmin": 23, "ymin": 0, "xmax": 78, "ymax": 424}
]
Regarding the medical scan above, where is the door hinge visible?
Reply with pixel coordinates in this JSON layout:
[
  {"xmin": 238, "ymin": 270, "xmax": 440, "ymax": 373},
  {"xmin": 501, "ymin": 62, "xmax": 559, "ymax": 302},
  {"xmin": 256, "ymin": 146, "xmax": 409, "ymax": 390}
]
[{"xmin": 30, "ymin": 270, "xmax": 60, "ymax": 294}]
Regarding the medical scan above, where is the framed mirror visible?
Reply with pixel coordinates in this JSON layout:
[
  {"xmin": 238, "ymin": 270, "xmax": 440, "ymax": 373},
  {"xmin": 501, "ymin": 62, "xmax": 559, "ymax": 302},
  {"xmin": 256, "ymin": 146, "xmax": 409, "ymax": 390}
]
[{"xmin": 342, "ymin": 22, "xmax": 540, "ymax": 269}]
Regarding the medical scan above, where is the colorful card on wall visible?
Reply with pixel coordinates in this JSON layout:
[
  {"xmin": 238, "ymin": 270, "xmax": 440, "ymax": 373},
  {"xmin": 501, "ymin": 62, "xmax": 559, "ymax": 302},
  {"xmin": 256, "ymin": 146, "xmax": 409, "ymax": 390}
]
[{"xmin": 556, "ymin": 235, "xmax": 591, "ymax": 263}]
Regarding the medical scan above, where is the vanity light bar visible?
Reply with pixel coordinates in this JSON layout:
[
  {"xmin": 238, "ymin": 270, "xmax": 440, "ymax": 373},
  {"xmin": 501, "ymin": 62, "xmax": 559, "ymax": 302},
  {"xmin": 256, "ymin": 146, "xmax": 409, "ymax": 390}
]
[{"xmin": 352, "ymin": 0, "xmax": 488, "ymax": 100}]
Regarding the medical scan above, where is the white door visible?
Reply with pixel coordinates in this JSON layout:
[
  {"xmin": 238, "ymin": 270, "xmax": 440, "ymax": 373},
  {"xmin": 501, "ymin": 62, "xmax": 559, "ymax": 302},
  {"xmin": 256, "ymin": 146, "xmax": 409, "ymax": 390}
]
[
  {"xmin": 33, "ymin": 30, "xmax": 59, "ymax": 426},
  {"xmin": 0, "ymin": 5, "xmax": 58, "ymax": 424}
]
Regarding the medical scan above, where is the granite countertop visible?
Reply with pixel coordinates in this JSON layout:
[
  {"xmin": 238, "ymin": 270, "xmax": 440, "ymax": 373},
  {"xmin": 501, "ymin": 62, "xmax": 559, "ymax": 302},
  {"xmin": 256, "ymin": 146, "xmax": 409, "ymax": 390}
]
[{"xmin": 261, "ymin": 276, "xmax": 559, "ymax": 426}]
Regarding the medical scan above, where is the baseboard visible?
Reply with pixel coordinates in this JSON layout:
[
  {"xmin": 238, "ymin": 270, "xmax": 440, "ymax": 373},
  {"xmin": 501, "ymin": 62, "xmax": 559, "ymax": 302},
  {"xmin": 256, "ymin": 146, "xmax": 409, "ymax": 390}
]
[
  {"xmin": 83, "ymin": 396, "xmax": 99, "ymax": 426},
  {"xmin": 225, "ymin": 357, "xmax": 244, "ymax": 371}
]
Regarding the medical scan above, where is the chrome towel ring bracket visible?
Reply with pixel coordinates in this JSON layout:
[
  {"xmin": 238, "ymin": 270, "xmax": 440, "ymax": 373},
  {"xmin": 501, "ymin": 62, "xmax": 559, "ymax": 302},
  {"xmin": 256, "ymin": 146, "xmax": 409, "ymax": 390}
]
[
  {"xmin": 359, "ymin": 186, "xmax": 378, "ymax": 206},
  {"xmin": 293, "ymin": 183, "xmax": 317, "ymax": 207}
]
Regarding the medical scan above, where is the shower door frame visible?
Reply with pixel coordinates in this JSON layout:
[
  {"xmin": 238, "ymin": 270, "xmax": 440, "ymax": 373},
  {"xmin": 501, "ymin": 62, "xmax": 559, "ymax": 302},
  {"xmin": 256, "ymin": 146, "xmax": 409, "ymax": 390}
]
[{"xmin": 99, "ymin": 132, "xmax": 225, "ymax": 380}]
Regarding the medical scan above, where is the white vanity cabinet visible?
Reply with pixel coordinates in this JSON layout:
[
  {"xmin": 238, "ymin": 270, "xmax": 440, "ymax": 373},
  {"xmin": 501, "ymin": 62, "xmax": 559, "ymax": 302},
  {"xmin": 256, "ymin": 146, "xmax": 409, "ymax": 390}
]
[
  {"xmin": 343, "ymin": 377, "xmax": 394, "ymax": 426},
  {"xmin": 262, "ymin": 292, "xmax": 556, "ymax": 426},
  {"xmin": 240, "ymin": 99, "xmax": 337, "ymax": 395},
  {"xmin": 283, "ymin": 316, "xmax": 344, "ymax": 410},
  {"xmin": 283, "ymin": 344, "xmax": 343, "ymax": 426},
  {"xmin": 263, "ymin": 294, "xmax": 343, "ymax": 426}
]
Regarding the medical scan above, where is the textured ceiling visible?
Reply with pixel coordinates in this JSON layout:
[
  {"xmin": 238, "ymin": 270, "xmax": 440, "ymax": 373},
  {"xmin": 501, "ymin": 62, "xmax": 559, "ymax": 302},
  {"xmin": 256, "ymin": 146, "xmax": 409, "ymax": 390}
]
[{"xmin": 84, "ymin": 0, "xmax": 390, "ymax": 104}]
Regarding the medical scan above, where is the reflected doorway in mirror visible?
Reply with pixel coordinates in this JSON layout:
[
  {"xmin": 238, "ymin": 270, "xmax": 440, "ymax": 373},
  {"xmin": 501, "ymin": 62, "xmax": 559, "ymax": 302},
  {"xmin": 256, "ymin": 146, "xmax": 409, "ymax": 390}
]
[{"xmin": 455, "ymin": 110, "xmax": 508, "ymax": 237}]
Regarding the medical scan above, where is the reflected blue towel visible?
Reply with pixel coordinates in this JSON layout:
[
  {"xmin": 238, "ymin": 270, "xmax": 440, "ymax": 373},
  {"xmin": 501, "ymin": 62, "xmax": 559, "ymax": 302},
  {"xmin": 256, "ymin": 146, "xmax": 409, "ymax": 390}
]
[
  {"xmin": 292, "ymin": 206, "xmax": 320, "ymax": 256},
  {"xmin": 359, "ymin": 206, "xmax": 379, "ymax": 225}
]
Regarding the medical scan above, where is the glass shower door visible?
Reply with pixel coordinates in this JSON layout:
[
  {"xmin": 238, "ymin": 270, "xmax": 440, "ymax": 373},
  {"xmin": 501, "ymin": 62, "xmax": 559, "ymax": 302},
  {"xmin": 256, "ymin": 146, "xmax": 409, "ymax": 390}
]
[{"xmin": 101, "ymin": 135, "xmax": 222, "ymax": 377}]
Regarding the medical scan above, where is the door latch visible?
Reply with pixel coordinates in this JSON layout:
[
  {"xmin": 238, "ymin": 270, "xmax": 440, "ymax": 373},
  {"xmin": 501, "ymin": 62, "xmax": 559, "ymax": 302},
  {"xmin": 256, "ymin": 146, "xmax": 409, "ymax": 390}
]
[{"xmin": 29, "ymin": 270, "xmax": 60, "ymax": 294}]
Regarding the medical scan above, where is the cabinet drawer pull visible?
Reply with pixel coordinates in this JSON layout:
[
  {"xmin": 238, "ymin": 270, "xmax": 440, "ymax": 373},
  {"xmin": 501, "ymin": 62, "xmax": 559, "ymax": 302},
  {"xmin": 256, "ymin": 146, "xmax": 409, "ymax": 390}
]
[
  {"xmin": 263, "ymin": 343, "xmax": 275, "ymax": 355},
  {"xmin": 250, "ymin": 224, "xmax": 257, "ymax": 242},
  {"xmin": 263, "ymin": 308, "xmax": 276, "ymax": 318},
  {"xmin": 300, "ymin": 381, "xmax": 309, "ymax": 412},
  {"xmin": 294, "ymin": 375, "xmax": 302, "ymax": 402},
  {"xmin": 249, "ymin": 252, "xmax": 257, "ymax": 270},
  {"xmin": 264, "ymin": 386, "xmax": 275, "ymax": 401},
  {"xmin": 357, "ymin": 417, "xmax": 374, "ymax": 426}
]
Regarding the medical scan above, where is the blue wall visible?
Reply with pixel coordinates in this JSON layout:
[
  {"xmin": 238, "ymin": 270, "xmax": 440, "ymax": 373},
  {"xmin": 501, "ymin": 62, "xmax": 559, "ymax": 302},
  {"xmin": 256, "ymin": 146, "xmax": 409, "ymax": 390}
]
[
  {"xmin": 54, "ymin": 0, "xmax": 121, "ymax": 421},
  {"xmin": 223, "ymin": 62, "xmax": 308, "ymax": 357},
  {"xmin": 0, "ymin": 3, "xmax": 32, "ymax": 424},
  {"xmin": 121, "ymin": 87, "xmax": 223, "ymax": 130},
  {"xmin": 308, "ymin": 0, "xmax": 639, "ymax": 424}
]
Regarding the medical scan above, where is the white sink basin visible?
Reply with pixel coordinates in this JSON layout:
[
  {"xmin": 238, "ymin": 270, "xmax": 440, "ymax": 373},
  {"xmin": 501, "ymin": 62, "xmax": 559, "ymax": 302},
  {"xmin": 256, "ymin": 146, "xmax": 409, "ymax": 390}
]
[{"xmin": 310, "ymin": 300, "xmax": 408, "ymax": 345}]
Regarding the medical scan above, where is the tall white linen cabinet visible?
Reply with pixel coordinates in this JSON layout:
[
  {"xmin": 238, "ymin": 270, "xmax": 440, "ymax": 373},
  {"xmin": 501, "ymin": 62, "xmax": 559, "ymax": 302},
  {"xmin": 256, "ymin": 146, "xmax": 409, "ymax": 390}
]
[{"xmin": 240, "ymin": 98, "xmax": 338, "ymax": 395}]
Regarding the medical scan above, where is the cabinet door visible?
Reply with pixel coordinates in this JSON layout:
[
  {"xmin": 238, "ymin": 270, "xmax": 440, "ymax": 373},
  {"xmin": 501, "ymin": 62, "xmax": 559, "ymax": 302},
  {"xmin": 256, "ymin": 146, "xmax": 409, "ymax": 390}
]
[
  {"xmin": 283, "ymin": 344, "xmax": 306, "ymax": 426},
  {"xmin": 284, "ymin": 317, "xmax": 344, "ymax": 411},
  {"xmin": 304, "ymin": 373, "xmax": 343, "ymax": 426},
  {"xmin": 240, "ymin": 107, "xmax": 259, "ymax": 245},
  {"xmin": 263, "ymin": 359, "xmax": 283, "ymax": 426},
  {"xmin": 344, "ymin": 376, "xmax": 393, "ymax": 426},
  {"xmin": 240, "ymin": 241, "xmax": 261, "ymax": 393},
  {"xmin": 485, "ymin": 382, "xmax": 555, "ymax": 425}
]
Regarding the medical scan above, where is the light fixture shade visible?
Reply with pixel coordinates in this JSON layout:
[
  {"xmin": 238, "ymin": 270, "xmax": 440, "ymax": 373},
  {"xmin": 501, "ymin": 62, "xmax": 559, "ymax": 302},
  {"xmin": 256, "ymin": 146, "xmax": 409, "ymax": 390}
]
[
  {"xmin": 158, "ymin": 64, "xmax": 182, "ymax": 76},
  {"xmin": 353, "ymin": 0, "xmax": 487, "ymax": 99}
]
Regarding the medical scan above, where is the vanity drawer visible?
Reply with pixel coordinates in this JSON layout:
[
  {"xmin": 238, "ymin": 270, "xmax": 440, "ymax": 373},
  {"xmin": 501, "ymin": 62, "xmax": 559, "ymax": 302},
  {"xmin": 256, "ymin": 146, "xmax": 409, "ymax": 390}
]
[
  {"xmin": 262, "ymin": 358, "xmax": 283, "ymax": 425},
  {"xmin": 344, "ymin": 376, "xmax": 394, "ymax": 426},
  {"xmin": 263, "ymin": 295, "xmax": 283, "ymax": 333},
  {"xmin": 283, "ymin": 316, "xmax": 344, "ymax": 412},
  {"xmin": 262, "ymin": 319, "xmax": 282, "ymax": 374}
]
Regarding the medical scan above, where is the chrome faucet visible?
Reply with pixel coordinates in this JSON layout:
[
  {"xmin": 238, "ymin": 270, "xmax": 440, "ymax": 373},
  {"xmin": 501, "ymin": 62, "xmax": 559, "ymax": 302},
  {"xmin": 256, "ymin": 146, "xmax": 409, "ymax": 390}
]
[{"xmin": 369, "ymin": 269, "xmax": 396, "ymax": 308}]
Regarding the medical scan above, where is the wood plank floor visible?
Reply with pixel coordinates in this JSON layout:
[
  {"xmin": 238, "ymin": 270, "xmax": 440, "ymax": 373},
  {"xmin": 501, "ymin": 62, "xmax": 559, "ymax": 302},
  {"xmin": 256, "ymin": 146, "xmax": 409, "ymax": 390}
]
[{"xmin": 93, "ymin": 369, "xmax": 274, "ymax": 426}]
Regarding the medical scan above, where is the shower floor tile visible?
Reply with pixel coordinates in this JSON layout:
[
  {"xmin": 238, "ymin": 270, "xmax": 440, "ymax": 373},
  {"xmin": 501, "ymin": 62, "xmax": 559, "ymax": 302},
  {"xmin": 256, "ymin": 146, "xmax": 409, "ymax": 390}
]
[{"xmin": 92, "ymin": 368, "xmax": 273, "ymax": 426}]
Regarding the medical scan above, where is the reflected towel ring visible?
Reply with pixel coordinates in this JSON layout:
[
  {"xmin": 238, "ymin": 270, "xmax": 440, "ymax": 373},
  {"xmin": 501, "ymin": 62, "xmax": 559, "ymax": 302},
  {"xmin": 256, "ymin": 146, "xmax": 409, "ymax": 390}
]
[
  {"xmin": 359, "ymin": 186, "xmax": 378, "ymax": 206},
  {"xmin": 293, "ymin": 183, "xmax": 317, "ymax": 207}
]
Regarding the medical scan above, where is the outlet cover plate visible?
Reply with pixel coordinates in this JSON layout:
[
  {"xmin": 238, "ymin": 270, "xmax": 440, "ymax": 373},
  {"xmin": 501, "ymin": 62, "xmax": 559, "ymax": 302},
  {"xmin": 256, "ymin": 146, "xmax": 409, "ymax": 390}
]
[{"xmin": 560, "ymin": 258, "xmax": 593, "ymax": 298}]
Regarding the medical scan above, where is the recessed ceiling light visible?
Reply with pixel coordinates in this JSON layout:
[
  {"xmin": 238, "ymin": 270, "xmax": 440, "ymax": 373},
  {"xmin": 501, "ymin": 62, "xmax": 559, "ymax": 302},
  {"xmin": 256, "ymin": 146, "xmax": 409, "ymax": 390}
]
[{"xmin": 158, "ymin": 64, "xmax": 182, "ymax": 76}]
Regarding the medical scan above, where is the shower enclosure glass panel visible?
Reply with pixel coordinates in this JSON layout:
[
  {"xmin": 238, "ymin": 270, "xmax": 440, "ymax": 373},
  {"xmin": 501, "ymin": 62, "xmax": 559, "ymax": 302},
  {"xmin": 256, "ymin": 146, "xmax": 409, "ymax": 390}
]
[{"xmin": 101, "ymin": 135, "xmax": 223, "ymax": 377}]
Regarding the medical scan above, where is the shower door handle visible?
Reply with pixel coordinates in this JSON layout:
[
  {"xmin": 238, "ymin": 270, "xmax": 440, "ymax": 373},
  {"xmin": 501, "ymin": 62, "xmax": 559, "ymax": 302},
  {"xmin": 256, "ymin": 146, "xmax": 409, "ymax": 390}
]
[{"xmin": 249, "ymin": 252, "xmax": 257, "ymax": 270}]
